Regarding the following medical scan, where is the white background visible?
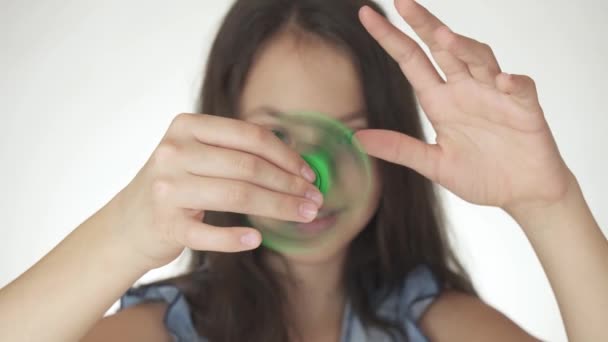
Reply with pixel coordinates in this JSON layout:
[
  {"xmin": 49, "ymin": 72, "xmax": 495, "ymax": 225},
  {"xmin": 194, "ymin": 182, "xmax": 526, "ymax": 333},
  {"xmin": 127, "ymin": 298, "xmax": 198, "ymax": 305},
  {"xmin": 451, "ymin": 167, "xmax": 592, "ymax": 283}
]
[{"xmin": 1, "ymin": 1, "xmax": 606, "ymax": 341}]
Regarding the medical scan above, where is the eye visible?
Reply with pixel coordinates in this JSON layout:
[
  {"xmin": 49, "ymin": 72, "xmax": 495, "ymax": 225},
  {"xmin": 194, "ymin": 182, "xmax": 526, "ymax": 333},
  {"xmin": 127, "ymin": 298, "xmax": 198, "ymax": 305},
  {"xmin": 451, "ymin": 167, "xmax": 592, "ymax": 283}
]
[{"xmin": 271, "ymin": 128, "xmax": 291, "ymax": 145}]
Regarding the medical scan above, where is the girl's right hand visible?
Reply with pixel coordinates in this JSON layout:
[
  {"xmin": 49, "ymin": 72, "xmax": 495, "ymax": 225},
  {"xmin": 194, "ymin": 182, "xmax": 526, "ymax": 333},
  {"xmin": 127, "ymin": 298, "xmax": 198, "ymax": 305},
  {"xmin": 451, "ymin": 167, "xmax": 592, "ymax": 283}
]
[{"xmin": 108, "ymin": 113, "xmax": 323, "ymax": 269}]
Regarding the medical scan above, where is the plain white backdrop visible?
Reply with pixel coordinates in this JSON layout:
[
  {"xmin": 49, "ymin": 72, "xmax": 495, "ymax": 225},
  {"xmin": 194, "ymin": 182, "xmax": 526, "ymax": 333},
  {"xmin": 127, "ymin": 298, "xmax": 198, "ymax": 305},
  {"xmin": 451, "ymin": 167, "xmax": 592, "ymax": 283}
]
[{"xmin": 1, "ymin": 1, "xmax": 606, "ymax": 341}]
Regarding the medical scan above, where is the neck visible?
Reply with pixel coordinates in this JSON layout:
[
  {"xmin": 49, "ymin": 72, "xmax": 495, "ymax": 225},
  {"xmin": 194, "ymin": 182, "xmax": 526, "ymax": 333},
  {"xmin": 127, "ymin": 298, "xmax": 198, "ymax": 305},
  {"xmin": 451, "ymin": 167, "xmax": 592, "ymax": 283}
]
[{"xmin": 263, "ymin": 250, "xmax": 348, "ymax": 341}]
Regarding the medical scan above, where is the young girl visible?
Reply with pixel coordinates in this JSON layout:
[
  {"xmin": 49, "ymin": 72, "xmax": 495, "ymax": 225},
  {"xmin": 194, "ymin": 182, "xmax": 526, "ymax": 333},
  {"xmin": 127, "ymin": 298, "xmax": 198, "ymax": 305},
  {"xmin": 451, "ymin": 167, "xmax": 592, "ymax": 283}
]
[{"xmin": 1, "ymin": 0, "xmax": 606, "ymax": 341}]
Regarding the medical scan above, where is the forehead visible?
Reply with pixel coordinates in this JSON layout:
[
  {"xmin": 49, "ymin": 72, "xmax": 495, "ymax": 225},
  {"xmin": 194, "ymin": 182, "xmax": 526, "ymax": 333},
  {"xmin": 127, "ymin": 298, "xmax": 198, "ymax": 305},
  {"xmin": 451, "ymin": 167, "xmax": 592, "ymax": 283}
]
[{"xmin": 239, "ymin": 30, "xmax": 365, "ymax": 119}]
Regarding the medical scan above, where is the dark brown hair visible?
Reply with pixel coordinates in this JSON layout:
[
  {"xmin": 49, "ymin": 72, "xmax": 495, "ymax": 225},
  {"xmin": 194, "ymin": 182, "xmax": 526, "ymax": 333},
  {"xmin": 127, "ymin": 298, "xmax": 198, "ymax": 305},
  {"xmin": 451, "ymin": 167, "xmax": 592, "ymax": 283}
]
[{"xmin": 162, "ymin": 0, "xmax": 476, "ymax": 341}]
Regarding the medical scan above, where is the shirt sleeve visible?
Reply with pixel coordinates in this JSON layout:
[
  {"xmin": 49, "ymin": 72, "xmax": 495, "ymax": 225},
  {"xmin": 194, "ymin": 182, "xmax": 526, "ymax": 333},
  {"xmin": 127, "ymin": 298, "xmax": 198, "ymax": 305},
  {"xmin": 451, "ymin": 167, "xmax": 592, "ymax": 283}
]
[
  {"xmin": 398, "ymin": 264, "xmax": 441, "ymax": 341},
  {"xmin": 119, "ymin": 284, "xmax": 200, "ymax": 342}
]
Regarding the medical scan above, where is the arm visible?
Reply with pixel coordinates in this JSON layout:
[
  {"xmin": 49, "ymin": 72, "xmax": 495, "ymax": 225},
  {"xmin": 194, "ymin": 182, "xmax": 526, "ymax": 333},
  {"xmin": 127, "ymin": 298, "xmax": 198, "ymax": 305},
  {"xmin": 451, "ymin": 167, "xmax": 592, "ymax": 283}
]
[
  {"xmin": 507, "ymin": 175, "xmax": 608, "ymax": 341},
  {"xmin": 421, "ymin": 176, "xmax": 608, "ymax": 342},
  {"xmin": 356, "ymin": 1, "xmax": 608, "ymax": 340},
  {"xmin": 420, "ymin": 291, "xmax": 541, "ymax": 341},
  {"xmin": 423, "ymin": 175, "xmax": 608, "ymax": 342},
  {"xmin": 81, "ymin": 302, "xmax": 171, "ymax": 342},
  {"xmin": 0, "ymin": 199, "xmax": 153, "ymax": 341},
  {"xmin": 0, "ymin": 113, "xmax": 320, "ymax": 341}
]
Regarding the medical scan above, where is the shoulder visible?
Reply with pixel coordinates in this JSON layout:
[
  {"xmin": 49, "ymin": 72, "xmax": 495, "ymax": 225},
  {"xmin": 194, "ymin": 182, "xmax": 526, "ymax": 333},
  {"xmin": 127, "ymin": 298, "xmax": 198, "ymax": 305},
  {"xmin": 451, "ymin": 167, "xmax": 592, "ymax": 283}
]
[
  {"xmin": 419, "ymin": 290, "xmax": 542, "ymax": 342},
  {"xmin": 82, "ymin": 302, "xmax": 171, "ymax": 342},
  {"xmin": 114, "ymin": 283, "xmax": 201, "ymax": 342}
]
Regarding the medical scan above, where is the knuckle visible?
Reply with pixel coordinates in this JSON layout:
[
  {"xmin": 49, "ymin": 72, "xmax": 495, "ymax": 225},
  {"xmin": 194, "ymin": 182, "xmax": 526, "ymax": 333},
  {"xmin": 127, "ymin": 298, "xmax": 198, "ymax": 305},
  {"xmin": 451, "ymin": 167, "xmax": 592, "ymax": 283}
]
[
  {"xmin": 225, "ymin": 184, "xmax": 249, "ymax": 206},
  {"xmin": 152, "ymin": 140, "xmax": 181, "ymax": 166},
  {"xmin": 236, "ymin": 155, "xmax": 259, "ymax": 178},
  {"xmin": 169, "ymin": 113, "xmax": 194, "ymax": 133},
  {"xmin": 279, "ymin": 196, "xmax": 299, "ymax": 216},
  {"xmin": 249, "ymin": 125, "xmax": 269, "ymax": 146},
  {"xmin": 512, "ymin": 74, "xmax": 536, "ymax": 90},
  {"xmin": 183, "ymin": 224, "xmax": 199, "ymax": 246},
  {"xmin": 151, "ymin": 177, "xmax": 174, "ymax": 202},
  {"xmin": 442, "ymin": 32, "xmax": 459, "ymax": 51},
  {"xmin": 172, "ymin": 113, "xmax": 192, "ymax": 125},
  {"xmin": 523, "ymin": 75, "xmax": 536, "ymax": 87},
  {"xmin": 480, "ymin": 42, "xmax": 492, "ymax": 53},
  {"xmin": 488, "ymin": 65, "xmax": 501, "ymax": 75},
  {"xmin": 398, "ymin": 45, "xmax": 422, "ymax": 66},
  {"xmin": 288, "ymin": 177, "xmax": 308, "ymax": 195}
]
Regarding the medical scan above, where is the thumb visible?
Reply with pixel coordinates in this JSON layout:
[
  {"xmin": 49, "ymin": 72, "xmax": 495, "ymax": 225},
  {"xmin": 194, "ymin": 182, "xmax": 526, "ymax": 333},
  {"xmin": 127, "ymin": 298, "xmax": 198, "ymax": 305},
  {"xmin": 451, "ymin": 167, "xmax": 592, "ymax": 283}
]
[{"xmin": 354, "ymin": 129, "xmax": 440, "ymax": 181}]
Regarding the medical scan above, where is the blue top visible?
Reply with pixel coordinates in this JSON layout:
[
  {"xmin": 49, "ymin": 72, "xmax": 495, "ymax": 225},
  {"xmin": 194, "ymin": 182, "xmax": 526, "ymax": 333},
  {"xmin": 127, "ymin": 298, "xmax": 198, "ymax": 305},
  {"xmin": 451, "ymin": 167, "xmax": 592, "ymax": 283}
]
[{"xmin": 119, "ymin": 264, "xmax": 440, "ymax": 342}]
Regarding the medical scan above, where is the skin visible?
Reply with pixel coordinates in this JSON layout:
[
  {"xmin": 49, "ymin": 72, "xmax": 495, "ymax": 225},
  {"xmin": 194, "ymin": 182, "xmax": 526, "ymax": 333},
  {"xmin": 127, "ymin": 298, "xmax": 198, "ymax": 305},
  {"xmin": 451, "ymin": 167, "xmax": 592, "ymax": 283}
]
[
  {"xmin": 0, "ymin": 0, "xmax": 606, "ymax": 341},
  {"xmin": 356, "ymin": 1, "xmax": 608, "ymax": 341},
  {"xmin": 240, "ymin": 28, "xmax": 381, "ymax": 263},
  {"xmin": 238, "ymin": 28, "xmax": 380, "ymax": 341},
  {"xmin": 235, "ymin": 8, "xmax": 535, "ymax": 341}
]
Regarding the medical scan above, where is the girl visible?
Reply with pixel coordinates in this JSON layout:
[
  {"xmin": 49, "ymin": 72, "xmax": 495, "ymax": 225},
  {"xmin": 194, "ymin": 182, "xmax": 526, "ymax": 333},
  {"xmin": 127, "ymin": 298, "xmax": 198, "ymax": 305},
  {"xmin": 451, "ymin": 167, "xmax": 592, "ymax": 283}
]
[{"xmin": 1, "ymin": 0, "xmax": 606, "ymax": 341}]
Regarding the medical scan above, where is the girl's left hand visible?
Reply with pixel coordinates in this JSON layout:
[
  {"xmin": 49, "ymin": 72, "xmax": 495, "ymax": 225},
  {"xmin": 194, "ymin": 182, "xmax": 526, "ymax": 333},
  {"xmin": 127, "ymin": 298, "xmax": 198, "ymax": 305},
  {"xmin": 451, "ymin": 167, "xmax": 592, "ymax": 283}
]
[{"xmin": 355, "ymin": 0, "xmax": 574, "ymax": 213}]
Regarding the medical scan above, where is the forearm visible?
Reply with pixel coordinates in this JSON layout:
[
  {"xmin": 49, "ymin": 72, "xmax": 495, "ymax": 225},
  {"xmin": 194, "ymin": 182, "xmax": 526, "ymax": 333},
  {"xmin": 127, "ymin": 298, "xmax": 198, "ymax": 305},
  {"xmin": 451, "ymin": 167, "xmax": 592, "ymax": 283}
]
[
  {"xmin": 0, "ymin": 200, "xmax": 152, "ymax": 342},
  {"xmin": 508, "ymin": 176, "xmax": 608, "ymax": 342}
]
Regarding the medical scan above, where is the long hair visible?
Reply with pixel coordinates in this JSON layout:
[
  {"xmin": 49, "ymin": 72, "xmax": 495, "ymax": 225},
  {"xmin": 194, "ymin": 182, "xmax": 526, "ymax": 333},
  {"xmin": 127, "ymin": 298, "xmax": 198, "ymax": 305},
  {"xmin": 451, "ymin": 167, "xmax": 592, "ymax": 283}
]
[{"xmin": 160, "ymin": 0, "xmax": 476, "ymax": 341}]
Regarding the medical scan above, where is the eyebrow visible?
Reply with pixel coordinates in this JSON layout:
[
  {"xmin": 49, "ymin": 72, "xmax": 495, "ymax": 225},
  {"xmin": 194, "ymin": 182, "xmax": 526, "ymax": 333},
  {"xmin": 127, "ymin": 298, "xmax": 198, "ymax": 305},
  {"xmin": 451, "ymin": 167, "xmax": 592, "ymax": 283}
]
[
  {"xmin": 337, "ymin": 110, "xmax": 367, "ymax": 123},
  {"xmin": 248, "ymin": 106, "xmax": 366, "ymax": 123}
]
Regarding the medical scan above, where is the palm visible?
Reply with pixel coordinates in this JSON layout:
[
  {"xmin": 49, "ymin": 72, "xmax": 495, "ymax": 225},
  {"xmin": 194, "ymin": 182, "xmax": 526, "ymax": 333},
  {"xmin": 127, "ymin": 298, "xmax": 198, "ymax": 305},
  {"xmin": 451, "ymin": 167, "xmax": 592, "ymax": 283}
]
[
  {"xmin": 356, "ymin": 0, "xmax": 571, "ymax": 210},
  {"xmin": 420, "ymin": 79, "xmax": 561, "ymax": 207}
]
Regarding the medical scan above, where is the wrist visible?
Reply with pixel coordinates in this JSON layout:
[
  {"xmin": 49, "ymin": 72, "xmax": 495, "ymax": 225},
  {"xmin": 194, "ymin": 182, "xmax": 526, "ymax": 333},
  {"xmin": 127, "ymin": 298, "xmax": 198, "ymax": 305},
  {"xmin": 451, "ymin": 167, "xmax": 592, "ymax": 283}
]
[
  {"xmin": 504, "ymin": 171, "xmax": 582, "ymax": 234},
  {"xmin": 82, "ymin": 197, "xmax": 158, "ymax": 274}
]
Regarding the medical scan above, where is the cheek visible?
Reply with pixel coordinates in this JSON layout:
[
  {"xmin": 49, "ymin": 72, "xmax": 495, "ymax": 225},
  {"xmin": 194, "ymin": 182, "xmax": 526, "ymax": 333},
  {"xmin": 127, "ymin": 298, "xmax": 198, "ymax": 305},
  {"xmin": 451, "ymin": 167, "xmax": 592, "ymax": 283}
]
[
  {"xmin": 359, "ymin": 158, "xmax": 382, "ymax": 210},
  {"xmin": 323, "ymin": 158, "xmax": 383, "ymax": 238},
  {"xmin": 246, "ymin": 158, "xmax": 381, "ymax": 257},
  {"xmin": 350, "ymin": 160, "xmax": 382, "ymax": 233},
  {"xmin": 335, "ymin": 161, "xmax": 382, "ymax": 238},
  {"xmin": 370, "ymin": 162, "xmax": 383, "ymax": 209}
]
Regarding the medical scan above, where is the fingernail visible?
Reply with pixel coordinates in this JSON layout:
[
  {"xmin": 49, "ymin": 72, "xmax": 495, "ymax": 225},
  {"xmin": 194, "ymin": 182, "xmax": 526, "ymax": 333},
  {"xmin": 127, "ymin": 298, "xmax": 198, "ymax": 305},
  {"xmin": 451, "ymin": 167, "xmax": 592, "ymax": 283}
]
[
  {"xmin": 299, "ymin": 202, "xmax": 318, "ymax": 220},
  {"xmin": 305, "ymin": 190, "xmax": 323, "ymax": 206},
  {"xmin": 240, "ymin": 233, "xmax": 260, "ymax": 247},
  {"xmin": 301, "ymin": 165, "xmax": 316, "ymax": 183}
]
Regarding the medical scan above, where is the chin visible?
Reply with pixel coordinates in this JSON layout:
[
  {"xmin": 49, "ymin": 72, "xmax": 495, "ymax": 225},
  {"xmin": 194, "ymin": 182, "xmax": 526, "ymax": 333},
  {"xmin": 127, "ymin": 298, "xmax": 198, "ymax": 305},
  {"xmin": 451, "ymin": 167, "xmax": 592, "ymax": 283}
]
[
  {"xmin": 256, "ymin": 170, "xmax": 381, "ymax": 266},
  {"xmin": 274, "ymin": 238, "xmax": 352, "ymax": 265},
  {"xmin": 261, "ymin": 208, "xmax": 376, "ymax": 266}
]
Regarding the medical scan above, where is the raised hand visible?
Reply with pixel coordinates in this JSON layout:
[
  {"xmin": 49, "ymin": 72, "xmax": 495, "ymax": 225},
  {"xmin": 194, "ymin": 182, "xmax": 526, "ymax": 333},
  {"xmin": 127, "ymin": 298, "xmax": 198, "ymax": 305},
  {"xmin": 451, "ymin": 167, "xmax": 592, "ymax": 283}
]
[
  {"xmin": 114, "ymin": 113, "xmax": 322, "ymax": 267},
  {"xmin": 355, "ymin": 0, "xmax": 573, "ymax": 212}
]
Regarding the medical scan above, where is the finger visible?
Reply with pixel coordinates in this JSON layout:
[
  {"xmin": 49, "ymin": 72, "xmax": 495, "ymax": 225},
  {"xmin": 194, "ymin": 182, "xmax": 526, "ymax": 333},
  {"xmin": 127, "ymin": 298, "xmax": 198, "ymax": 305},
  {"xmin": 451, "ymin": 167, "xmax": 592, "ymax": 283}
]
[
  {"xmin": 174, "ymin": 219, "xmax": 262, "ymax": 252},
  {"xmin": 170, "ymin": 174, "xmax": 319, "ymax": 223},
  {"xmin": 180, "ymin": 142, "xmax": 323, "ymax": 205},
  {"xmin": 435, "ymin": 26, "xmax": 502, "ymax": 86},
  {"xmin": 359, "ymin": 5, "xmax": 444, "ymax": 93},
  {"xmin": 354, "ymin": 129, "xmax": 441, "ymax": 182},
  {"xmin": 392, "ymin": 0, "xmax": 470, "ymax": 82},
  {"xmin": 496, "ymin": 73, "xmax": 540, "ymax": 109},
  {"xmin": 168, "ymin": 113, "xmax": 317, "ymax": 184}
]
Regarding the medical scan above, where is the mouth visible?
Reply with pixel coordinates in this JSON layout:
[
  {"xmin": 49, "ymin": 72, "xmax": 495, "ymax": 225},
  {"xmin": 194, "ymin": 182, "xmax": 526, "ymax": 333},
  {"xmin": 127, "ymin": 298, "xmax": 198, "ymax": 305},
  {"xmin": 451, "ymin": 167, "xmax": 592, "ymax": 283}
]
[{"xmin": 295, "ymin": 208, "xmax": 342, "ymax": 235}]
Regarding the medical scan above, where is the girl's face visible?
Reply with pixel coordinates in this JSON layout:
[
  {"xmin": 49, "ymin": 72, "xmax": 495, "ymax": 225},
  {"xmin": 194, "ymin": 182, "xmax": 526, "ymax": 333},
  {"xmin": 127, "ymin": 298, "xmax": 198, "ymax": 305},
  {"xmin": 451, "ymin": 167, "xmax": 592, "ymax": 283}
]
[{"xmin": 239, "ymin": 29, "xmax": 381, "ymax": 264}]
